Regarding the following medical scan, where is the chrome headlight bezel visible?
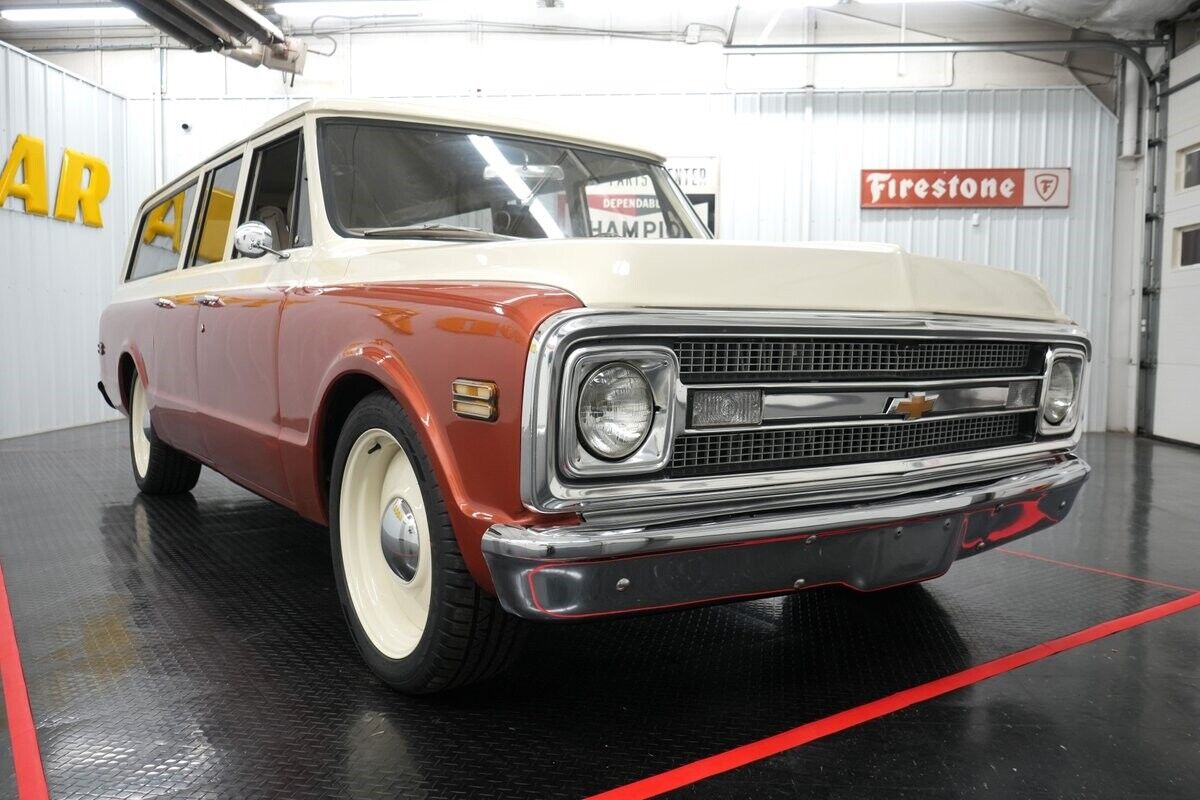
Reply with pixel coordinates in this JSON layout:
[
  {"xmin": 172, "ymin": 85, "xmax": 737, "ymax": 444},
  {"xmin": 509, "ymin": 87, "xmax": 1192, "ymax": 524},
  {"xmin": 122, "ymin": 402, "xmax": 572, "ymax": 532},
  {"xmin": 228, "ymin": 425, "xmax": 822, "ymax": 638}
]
[
  {"xmin": 1038, "ymin": 348, "xmax": 1085, "ymax": 435},
  {"xmin": 559, "ymin": 346, "xmax": 678, "ymax": 478}
]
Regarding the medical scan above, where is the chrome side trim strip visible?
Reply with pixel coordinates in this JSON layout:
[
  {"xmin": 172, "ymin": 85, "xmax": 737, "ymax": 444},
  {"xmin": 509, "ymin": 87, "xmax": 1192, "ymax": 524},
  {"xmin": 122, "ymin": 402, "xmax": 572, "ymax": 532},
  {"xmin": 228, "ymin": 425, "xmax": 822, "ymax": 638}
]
[{"xmin": 520, "ymin": 309, "xmax": 1090, "ymax": 515}]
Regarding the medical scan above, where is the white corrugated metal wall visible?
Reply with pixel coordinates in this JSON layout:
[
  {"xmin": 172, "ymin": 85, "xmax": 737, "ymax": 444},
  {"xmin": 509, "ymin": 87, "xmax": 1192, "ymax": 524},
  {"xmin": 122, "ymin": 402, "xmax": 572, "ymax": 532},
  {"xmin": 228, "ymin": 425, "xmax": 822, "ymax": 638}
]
[
  {"xmin": 147, "ymin": 86, "xmax": 1114, "ymax": 429},
  {"xmin": 0, "ymin": 41, "xmax": 153, "ymax": 439},
  {"xmin": 2, "ymin": 78, "xmax": 1112, "ymax": 439}
]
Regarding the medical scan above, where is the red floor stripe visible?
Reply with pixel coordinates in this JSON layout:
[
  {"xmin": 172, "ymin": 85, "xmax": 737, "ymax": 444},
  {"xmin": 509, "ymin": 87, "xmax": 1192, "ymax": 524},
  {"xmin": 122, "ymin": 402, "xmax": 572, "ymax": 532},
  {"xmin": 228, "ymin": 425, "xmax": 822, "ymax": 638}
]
[
  {"xmin": 588, "ymin": 591, "xmax": 1200, "ymax": 800},
  {"xmin": 1000, "ymin": 549, "xmax": 1197, "ymax": 593},
  {"xmin": 0, "ymin": 562, "xmax": 50, "ymax": 800}
]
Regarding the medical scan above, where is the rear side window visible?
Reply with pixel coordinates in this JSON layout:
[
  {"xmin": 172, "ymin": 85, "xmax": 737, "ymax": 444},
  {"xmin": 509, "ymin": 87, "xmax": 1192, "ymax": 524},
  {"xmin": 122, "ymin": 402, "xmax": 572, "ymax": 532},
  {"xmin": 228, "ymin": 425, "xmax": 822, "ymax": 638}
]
[
  {"xmin": 127, "ymin": 182, "xmax": 197, "ymax": 281},
  {"xmin": 190, "ymin": 157, "xmax": 243, "ymax": 267}
]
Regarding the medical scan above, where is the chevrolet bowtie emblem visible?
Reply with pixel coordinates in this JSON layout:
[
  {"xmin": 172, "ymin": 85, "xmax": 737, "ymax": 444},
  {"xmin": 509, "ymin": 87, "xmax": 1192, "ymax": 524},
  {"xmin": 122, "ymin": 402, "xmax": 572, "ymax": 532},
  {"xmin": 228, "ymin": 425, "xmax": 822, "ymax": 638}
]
[{"xmin": 887, "ymin": 392, "xmax": 939, "ymax": 421}]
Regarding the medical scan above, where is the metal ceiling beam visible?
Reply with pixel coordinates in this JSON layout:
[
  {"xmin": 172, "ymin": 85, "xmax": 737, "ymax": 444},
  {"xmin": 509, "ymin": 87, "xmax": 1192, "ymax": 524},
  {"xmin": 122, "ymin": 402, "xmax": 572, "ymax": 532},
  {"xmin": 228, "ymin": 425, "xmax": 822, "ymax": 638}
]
[{"xmin": 120, "ymin": 0, "xmax": 222, "ymax": 50}]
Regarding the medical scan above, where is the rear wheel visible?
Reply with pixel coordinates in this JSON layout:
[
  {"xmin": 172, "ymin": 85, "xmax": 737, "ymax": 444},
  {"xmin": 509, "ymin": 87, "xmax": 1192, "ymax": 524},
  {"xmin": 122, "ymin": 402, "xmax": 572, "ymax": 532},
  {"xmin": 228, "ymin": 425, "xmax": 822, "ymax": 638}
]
[
  {"xmin": 128, "ymin": 369, "xmax": 201, "ymax": 495},
  {"xmin": 330, "ymin": 390, "xmax": 523, "ymax": 694}
]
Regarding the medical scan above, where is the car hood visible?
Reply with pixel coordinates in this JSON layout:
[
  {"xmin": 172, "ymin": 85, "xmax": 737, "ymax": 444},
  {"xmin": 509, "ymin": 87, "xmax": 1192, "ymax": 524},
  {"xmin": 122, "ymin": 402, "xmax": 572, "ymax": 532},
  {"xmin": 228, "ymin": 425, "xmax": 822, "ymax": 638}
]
[{"xmin": 343, "ymin": 238, "xmax": 1070, "ymax": 323}]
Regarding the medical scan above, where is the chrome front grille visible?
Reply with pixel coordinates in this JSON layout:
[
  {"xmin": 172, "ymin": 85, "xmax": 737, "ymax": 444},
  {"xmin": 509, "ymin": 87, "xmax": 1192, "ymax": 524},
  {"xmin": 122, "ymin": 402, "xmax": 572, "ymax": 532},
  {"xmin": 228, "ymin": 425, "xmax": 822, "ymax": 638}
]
[
  {"xmin": 673, "ymin": 338, "xmax": 1040, "ymax": 383},
  {"xmin": 523, "ymin": 309, "xmax": 1088, "ymax": 513},
  {"xmin": 669, "ymin": 412, "xmax": 1032, "ymax": 477}
]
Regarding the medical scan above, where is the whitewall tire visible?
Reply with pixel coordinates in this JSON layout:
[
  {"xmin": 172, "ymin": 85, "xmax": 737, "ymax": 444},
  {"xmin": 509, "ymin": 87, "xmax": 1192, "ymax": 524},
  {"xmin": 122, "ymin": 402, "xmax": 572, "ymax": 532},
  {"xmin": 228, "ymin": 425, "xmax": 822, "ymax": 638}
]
[
  {"xmin": 127, "ymin": 369, "xmax": 202, "ymax": 495},
  {"xmin": 329, "ymin": 390, "xmax": 524, "ymax": 693}
]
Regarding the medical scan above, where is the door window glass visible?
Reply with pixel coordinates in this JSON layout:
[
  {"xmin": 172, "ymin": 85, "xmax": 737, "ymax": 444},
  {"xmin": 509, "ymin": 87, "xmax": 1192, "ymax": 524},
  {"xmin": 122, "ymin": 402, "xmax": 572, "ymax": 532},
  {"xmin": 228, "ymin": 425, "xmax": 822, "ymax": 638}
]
[
  {"xmin": 190, "ymin": 157, "xmax": 242, "ymax": 267},
  {"xmin": 240, "ymin": 131, "xmax": 305, "ymax": 255},
  {"xmin": 127, "ymin": 182, "xmax": 197, "ymax": 281}
]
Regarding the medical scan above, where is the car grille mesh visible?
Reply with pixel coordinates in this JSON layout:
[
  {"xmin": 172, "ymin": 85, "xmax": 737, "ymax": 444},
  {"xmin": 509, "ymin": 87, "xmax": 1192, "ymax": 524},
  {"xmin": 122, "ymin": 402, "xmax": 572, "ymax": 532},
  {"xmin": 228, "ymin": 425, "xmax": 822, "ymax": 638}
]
[
  {"xmin": 673, "ymin": 338, "xmax": 1037, "ymax": 382},
  {"xmin": 669, "ymin": 413, "xmax": 1030, "ymax": 477}
]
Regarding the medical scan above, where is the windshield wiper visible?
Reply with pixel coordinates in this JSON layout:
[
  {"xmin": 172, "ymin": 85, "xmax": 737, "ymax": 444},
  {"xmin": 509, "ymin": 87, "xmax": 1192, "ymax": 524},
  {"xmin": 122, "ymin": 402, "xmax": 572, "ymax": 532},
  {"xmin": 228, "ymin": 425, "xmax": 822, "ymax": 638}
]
[{"xmin": 359, "ymin": 224, "xmax": 515, "ymax": 241}]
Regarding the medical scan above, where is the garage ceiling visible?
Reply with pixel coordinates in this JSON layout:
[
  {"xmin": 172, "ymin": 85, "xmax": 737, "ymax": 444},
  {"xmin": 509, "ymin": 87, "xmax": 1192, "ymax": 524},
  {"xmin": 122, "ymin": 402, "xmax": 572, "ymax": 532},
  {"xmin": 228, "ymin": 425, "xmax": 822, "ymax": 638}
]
[
  {"xmin": 1017, "ymin": 0, "xmax": 1193, "ymax": 38},
  {"xmin": 0, "ymin": 1, "xmax": 1193, "ymax": 69}
]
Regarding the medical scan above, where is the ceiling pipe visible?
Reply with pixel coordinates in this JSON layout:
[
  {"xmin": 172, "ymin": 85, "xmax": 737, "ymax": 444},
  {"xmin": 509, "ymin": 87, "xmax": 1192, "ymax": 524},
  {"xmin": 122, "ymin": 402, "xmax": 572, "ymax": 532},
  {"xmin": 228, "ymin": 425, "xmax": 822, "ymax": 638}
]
[{"xmin": 723, "ymin": 39, "xmax": 1162, "ymax": 82}]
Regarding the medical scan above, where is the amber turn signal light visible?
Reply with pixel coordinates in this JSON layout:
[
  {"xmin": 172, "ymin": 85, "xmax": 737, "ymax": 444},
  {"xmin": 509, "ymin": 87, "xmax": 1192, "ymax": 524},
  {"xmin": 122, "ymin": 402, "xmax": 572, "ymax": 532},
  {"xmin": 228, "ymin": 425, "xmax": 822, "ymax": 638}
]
[{"xmin": 451, "ymin": 379, "xmax": 498, "ymax": 421}]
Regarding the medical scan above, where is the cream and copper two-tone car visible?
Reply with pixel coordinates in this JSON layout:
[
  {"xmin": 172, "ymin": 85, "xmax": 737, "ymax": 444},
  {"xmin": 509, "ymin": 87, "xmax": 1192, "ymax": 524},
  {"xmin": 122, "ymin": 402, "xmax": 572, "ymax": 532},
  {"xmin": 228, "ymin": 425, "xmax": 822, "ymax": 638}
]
[{"xmin": 98, "ymin": 99, "xmax": 1090, "ymax": 693}]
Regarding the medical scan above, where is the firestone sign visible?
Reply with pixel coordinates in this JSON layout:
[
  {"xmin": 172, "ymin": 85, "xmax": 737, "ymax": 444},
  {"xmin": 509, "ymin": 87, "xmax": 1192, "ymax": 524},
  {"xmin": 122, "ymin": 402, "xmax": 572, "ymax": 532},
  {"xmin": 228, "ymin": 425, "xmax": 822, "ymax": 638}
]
[{"xmin": 861, "ymin": 168, "xmax": 1070, "ymax": 209}]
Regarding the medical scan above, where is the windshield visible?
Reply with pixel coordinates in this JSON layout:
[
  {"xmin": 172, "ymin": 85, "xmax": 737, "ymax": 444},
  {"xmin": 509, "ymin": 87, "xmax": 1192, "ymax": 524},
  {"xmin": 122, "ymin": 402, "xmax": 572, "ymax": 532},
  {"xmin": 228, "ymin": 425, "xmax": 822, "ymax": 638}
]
[{"xmin": 318, "ymin": 119, "xmax": 708, "ymax": 241}]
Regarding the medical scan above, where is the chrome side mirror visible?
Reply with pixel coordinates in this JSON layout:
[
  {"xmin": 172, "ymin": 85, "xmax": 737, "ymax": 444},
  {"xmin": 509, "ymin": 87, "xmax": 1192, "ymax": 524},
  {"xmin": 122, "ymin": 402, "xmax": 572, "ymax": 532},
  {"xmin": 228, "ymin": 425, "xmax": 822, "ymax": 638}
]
[{"xmin": 233, "ymin": 221, "xmax": 289, "ymax": 259}]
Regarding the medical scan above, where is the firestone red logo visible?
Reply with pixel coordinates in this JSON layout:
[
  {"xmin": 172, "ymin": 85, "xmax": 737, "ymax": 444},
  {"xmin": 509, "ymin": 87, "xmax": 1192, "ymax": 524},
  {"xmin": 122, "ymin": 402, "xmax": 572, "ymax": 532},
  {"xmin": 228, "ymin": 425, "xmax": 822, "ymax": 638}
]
[{"xmin": 861, "ymin": 168, "xmax": 1070, "ymax": 209}]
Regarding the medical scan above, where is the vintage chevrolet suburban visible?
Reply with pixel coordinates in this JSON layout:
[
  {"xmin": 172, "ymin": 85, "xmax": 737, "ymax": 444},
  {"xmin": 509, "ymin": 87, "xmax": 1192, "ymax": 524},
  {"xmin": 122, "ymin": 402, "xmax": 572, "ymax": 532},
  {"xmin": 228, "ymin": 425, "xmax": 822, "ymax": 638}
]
[{"xmin": 98, "ymin": 99, "xmax": 1090, "ymax": 693}]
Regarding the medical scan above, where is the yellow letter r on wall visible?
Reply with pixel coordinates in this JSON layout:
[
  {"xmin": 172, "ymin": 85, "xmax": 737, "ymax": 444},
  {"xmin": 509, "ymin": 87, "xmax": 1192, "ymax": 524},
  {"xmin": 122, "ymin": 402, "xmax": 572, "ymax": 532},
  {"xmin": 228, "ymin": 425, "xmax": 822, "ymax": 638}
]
[{"xmin": 54, "ymin": 148, "xmax": 111, "ymax": 228}]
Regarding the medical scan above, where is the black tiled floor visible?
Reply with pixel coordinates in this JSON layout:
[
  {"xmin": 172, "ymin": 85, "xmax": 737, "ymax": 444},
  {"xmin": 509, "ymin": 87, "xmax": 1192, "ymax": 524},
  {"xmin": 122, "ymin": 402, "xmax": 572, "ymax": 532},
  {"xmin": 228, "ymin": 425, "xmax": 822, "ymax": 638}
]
[{"xmin": 0, "ymin": 425, "xmax": 1196, "ymax": 798}]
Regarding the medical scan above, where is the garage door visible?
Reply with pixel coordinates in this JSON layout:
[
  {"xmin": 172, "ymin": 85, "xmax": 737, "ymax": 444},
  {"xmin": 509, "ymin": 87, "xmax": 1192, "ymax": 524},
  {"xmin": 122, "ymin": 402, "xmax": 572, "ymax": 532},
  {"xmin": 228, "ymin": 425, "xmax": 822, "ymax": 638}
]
[{"xmin": 1154, "ymin": 44, "xmax": 1200, "ymax": 445}]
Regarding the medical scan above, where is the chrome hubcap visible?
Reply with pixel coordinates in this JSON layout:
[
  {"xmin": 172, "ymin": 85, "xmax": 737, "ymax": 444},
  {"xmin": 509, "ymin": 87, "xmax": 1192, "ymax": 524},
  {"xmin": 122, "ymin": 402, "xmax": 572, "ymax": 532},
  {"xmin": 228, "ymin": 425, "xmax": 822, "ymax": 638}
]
[
  {"xmin": 141, "ymin": 404, "xmax": 152, "ymax": 443},
  {"xmin": 380, "ymin": 495, "xmax": 420, "ymax": 582}
]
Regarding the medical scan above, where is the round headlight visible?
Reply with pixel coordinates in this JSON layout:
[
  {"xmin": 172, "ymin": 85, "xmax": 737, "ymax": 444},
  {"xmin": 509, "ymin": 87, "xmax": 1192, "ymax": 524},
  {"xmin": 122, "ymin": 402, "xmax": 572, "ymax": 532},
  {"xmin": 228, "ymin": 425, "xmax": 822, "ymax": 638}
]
[
  {"xmin": 577, "ymin": 363, "xmax": 655, "ymax": 460},
  {"xmin": 1043, "ymin": 359, "xmax": 1078, "ymax": 425}
]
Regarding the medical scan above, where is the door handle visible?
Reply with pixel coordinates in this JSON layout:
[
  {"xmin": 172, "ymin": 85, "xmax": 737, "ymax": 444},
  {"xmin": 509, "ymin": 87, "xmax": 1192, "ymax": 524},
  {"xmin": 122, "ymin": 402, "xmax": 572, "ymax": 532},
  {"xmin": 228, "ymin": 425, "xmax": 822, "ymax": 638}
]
[
  {"xmin": 154, "ymin": 297, "xmax": 176, "ymax": 309},
  {"xmin": 196, "ymin": 294, "xmax": 224, "ymax": 307}
]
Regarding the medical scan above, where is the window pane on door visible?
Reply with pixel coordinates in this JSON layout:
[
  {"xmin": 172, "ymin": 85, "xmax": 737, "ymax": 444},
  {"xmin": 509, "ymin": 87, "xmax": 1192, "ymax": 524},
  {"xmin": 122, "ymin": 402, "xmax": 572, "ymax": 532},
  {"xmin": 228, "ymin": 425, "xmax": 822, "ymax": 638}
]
[
  {"xmin": 241, "ymin": 132, "xmax": 302, "ymax": 254},
  {"xmin": 191, "ymin": 157, "xmax": 242, "ymax": 267},
  {"xmin": 1181, "ymin": 226, "xmax": 1200, "ymax": 268},
  {"xmin": 127, "ymin": 182, "xmax": 197, "ymax": 281},
  {"xmin": 1184, "ymin": 148, "xmax": 1200, "ymax": 190}
]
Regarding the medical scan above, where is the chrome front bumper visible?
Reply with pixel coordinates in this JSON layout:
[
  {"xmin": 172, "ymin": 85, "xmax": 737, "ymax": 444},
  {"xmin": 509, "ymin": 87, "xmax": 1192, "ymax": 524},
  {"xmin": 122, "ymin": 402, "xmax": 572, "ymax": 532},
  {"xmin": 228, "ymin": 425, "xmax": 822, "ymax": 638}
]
[{"xmin": 482, "ymin": 456, "xmax": 1090, "ymax": 620}]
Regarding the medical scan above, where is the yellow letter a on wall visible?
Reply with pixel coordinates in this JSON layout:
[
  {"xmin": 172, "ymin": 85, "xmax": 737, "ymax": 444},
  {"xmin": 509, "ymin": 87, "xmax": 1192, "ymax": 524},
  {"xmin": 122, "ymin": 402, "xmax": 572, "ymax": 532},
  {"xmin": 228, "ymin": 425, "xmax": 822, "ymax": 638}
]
[
  {"xmin": 54, "ymin": 148, "xmax": 111, "ymax": 227},
  {"xmin": 0, "ymin": 134, "xmax": 50, "ymax": 216}
]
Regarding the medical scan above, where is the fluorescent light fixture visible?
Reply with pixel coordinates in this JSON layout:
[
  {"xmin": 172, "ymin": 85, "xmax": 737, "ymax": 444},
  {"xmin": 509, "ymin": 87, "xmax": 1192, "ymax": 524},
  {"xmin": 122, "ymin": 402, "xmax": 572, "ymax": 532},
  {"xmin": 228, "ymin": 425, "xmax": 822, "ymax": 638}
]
[
  {"xmin": 737, "ymin": 1, "xmax": 841, "ymax": 7},
  {"xmin": 273, "ymin": 1, "xmax": 421, "ymax": 17},
  {"xmin": 0, "ymin": 5, "xmax": 138, "ymax": 22},
  {"xmin": 855, "ymin": 0, "xmax": 1002, "ymax": 4}
]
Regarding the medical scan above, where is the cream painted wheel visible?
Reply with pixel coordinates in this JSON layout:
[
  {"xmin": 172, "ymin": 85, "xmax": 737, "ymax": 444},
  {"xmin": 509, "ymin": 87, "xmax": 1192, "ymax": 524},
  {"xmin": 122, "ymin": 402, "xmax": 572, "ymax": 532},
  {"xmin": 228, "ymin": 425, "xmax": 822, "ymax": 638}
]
[
  {"xmin": 338, "ymin": 428, "xmax": 433, "ymax": 660},
  {"xmin": 125, "ymin": 366, "xmax": 202, "ymax": 495},
  {"xmin": 329, "ymin": 390, "xmax": 524, "ymax": 693},
  {"xmin": 130, "ymin": 376, "xmax": 152, "ymax": 478}
]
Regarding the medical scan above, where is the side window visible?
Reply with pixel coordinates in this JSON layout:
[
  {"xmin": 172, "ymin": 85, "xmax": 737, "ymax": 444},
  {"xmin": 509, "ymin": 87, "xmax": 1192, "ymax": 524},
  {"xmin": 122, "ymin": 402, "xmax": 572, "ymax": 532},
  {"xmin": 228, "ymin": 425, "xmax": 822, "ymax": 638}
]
[
  {"xmin": 189, "ymin": 156, "xmax": 243, "ymax": 267},
  {"xmin": 127, "ymin": 182, "xmax": 197, "ymax": 281},
  {"xmin": 239, "ymin": 131, "xmax": 309, "ymax": 255}
]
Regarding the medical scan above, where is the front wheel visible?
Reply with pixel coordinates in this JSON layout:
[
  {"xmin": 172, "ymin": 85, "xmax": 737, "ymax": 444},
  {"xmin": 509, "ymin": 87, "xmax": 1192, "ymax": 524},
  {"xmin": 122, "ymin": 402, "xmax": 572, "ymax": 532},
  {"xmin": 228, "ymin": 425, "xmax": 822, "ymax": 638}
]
[
  {"xmin": 329, "ymin": 390, "xmax": 523, "ymax": 693},
  {"xmin": 128, "ymin": 368, "xmax": 201, "ymax": 495}
]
